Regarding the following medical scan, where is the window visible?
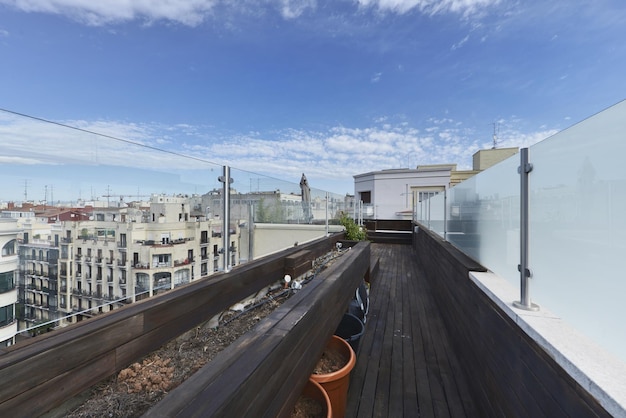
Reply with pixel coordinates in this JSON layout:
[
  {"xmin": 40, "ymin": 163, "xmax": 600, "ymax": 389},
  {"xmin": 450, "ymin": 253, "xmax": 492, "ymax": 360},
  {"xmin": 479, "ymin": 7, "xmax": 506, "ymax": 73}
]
[
  {"xmin": 136, "ymin": 273, "xmax": 150, "ymax": 291},
  {"xmin": 0, "ymin": 305, "xmax": 14, "ymax": 327},
  {"xmin": 0, "ymin": 271, "xmax": 14, "ymax": 293},
  {"xmin": 1, "ymin": 240, "xmax": 15, "ymax": 256},
  {"xmin": 359, "ymin": 191, "xmax": 371, "ymax": 204}
]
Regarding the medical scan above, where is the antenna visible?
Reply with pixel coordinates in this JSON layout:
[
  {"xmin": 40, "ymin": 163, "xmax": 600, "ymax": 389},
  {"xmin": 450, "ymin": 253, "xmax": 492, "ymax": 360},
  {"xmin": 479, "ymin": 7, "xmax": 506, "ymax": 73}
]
[
  {"xmin": 103, "ymin": 185, "xmax": 113, "ymax": 207},
  {"xmin": 24, "ymin": 179, "xmax": 29, "ymax": 201},
  {"xmin": 492, "ymin": 122, "xmax": 500, "ymax": 149}
]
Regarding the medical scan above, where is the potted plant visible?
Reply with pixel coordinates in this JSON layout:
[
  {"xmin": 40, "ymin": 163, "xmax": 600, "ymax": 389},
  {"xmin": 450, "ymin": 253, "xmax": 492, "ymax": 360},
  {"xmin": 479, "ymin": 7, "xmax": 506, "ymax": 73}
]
[{"xmin": 310, "ymin": 335, "xmax": 356, "ymax": 418}]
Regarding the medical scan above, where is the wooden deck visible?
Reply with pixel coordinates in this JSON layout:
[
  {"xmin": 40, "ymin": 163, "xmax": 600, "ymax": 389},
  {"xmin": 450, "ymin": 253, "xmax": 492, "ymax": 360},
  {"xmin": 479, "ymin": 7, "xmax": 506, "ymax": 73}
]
[{"xmin": 346, "ymin": 243, "xmax": 477, "ymax": 417}]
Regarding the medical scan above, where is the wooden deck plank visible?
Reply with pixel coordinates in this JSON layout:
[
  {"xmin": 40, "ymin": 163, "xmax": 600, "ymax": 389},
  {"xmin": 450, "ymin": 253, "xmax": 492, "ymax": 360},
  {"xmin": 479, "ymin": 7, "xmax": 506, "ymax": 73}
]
[
  {"xmin": 405, "ymin": 245, "xmax": 431, "ymax": 417},
  {"xmin": 368, "ymin": 246, "xmax": 394, "ymax": 417},
  {"xmin": 345, "ymin": 245, "xmax": 390, "ymax": 417},
  {"xmin": 346, "ymin": 243, "xmax": 477, "ymax": 418},
  {"xmin": 401, "ymin": 260, "xmax": 420, "ymax": 417},
  {"xmin": 388, "ymin": 246, "xmax": 406, "ymax": 417}
]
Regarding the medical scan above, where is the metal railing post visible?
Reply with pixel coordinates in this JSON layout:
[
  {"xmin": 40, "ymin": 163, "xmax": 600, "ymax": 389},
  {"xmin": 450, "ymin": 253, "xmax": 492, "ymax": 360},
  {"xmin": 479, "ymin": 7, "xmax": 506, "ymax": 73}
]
[
  {"xmin": 219, "ymin": 166, "xmax": 233, "ymax": 273},
  {"xmin": 325, "ymin": 192, "xmax": 329, "ymax": 236},
  {"xmin": 513, "ymin": 148, "xmax": 539, "ymax": 311},
  {"xmin": 444, "ymin": 189, "xmax": 448, "ymax": 241}
]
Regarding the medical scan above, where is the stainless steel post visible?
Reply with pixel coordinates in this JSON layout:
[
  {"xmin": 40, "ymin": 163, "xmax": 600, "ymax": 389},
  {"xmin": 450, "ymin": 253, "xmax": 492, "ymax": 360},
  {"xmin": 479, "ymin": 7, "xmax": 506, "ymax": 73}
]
[
  {"xmin": 513, "ymin": 148, "xmax": 539, "ymax": 311},
  {"xmin": 325, "ymin": 192, "xmax": 329, "ymax": 236},
  {"xmin": 219, "ymin": 166, "xmax": 233, "ymax": 273},
  {"xmin": 443, "ymin": 189, "xmax": 448, "ymax": 241}
]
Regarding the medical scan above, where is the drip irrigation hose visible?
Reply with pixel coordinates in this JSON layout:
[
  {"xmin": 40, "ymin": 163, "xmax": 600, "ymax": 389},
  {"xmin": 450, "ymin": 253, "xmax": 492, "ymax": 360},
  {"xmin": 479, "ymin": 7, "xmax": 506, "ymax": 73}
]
[{"xmin": 219, "ymin": 248, "xmax": 350, "ymax": 326}]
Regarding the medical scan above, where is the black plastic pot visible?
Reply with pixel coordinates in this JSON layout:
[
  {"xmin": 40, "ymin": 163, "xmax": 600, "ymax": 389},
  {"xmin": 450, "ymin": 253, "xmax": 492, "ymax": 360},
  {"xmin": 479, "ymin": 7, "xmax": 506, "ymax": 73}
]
[{"xmin": 334, "ymin": 312, "xmax": 365, "ymax": 353}]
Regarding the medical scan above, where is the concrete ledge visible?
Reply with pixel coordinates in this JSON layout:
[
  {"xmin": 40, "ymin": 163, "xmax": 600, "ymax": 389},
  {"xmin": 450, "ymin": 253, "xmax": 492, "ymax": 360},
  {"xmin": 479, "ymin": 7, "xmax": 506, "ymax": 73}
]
[{"xmin": 470, "ymin": 271, "xmax": 626, "ymax": 418}]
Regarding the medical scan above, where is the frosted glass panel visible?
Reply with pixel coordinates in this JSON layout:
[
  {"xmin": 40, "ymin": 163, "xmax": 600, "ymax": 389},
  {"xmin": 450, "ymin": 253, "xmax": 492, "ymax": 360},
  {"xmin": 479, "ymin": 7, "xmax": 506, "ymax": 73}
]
[
  {"xmin": 528, "ymin": 100, "xmax": 626, "ymax": 361},
  {"xmin": 447, "ymin": 156, "xmax": 520, "ymax": 286},
  {"xmin": 414, "ymin": 191, "xmax": 445, "ymax": 236}
]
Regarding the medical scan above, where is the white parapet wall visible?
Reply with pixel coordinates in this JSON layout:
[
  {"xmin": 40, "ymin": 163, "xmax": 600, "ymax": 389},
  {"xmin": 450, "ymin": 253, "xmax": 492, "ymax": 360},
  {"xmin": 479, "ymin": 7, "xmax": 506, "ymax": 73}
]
[
  {"xmin": 469, "ymin": 271, "xmax": 626, "ymax": 417},
  {"xmin": 253, "ymin": 223, "xmax": 344, "ymax": 259}
]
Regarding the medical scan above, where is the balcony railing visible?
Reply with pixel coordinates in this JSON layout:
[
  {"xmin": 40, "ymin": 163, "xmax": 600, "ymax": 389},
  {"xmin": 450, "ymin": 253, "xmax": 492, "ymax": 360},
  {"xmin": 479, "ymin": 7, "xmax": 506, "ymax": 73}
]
[{"xmin": 415, "ymin": 100, "xmax": 626, "ymax": 366}]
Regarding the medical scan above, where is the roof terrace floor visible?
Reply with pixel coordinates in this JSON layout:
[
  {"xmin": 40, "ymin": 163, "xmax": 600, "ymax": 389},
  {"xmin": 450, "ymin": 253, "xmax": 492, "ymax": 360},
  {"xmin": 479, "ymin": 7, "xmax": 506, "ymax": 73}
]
[{"xmin": 346, "ymin": 243, "xmax": 477, "ymax": 417}]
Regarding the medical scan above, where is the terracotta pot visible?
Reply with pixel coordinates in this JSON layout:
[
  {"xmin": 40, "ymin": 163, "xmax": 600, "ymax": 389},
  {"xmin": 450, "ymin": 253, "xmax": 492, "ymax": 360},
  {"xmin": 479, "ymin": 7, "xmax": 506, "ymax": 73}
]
[
  {"xmin": 310, "ymin": 335, "xmax": 356, "ymax": 418},
  {"xmin": 295, "ymin": 378, "xmax": 332, "ymax": 418}
]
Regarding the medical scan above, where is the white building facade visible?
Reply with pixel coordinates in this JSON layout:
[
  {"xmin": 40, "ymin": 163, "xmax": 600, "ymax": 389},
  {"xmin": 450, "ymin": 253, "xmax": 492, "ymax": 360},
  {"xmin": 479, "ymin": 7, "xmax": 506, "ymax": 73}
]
[
  {"xmin": 354, "ymin": 165, "xmax": 455, "ymax": 220},
  {"xmin": 0, "ymin": 219, "xmax": 19, "ymax": 346},
  {"xmin": 14, "ymin": 195, "xmax": 240, "ymax": 333}
]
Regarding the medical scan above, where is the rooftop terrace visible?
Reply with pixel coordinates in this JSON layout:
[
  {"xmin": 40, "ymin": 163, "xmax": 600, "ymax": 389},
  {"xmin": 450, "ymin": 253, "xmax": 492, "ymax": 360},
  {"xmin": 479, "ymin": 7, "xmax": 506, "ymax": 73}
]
[{"xmin": 2, "ymin": 101, "xmax": 626, "ymax": 416}]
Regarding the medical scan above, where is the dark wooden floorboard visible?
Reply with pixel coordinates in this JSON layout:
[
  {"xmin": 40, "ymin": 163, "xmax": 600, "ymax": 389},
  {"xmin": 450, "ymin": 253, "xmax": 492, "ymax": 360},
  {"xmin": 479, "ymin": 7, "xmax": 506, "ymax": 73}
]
[{"xmin": 346, "ymin": 244, "xmax": 477, "ymax": 418}]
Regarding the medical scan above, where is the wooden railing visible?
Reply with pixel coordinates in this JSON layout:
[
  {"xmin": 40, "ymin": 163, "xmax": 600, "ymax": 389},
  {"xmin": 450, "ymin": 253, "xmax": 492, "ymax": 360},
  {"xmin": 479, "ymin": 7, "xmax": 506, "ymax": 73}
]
[{"xmin": 0, "ymin": 233, "xmax": 369, "ymax": 417}]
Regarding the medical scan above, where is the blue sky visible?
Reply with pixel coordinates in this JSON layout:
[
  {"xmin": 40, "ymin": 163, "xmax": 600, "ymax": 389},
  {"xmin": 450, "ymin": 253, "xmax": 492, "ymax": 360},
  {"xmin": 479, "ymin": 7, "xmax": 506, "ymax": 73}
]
[{"xmin": 1, "ymin": 0, "xmax": 625, "ymax": 201}]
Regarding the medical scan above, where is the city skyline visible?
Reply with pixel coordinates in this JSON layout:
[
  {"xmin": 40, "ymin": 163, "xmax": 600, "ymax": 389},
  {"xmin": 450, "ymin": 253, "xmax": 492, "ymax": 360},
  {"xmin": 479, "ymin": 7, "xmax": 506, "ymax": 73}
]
[{"xmin": 1, "ymin": 0, "xmax": 625, "ymax": 197}]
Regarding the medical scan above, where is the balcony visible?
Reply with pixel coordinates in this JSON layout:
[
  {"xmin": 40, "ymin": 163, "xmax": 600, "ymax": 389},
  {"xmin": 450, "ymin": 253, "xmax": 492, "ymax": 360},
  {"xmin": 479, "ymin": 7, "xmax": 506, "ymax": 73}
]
[
  {"xmin": 173, "ymin": 258, "xmax": 192, "ymax": 267},
  {"xmin": 152, "ymin": 262, "xmax": 172, "ymax": 269}
]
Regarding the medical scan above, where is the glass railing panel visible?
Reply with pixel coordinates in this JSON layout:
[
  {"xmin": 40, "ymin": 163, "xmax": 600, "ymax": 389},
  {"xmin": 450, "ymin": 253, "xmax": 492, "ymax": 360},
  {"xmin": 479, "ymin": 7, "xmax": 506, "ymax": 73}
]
[
  {"xmin": 228, "ymin": 167, "xmax": 348, "ymax": 260},
  {"xmin": 1, "ymin": 110, "xmax": 350, "ymax": 333},
  {"xmin": 418, "ymin": 192, "xmax": 446, "ymax": 237},
  {"xmin": 0, "ymin": 111, "xmax": 222, "ymax": 206},
  {"xmin": 528, "ymin": 100, "xmax": 626, "ymax": 362},
  {"xmin": 446, "ymin": 155, "xmax": 520, "ymax": 287},
  {"xmin": 357, "ymin": 203, "xmax": 414, "ymax": 223}
]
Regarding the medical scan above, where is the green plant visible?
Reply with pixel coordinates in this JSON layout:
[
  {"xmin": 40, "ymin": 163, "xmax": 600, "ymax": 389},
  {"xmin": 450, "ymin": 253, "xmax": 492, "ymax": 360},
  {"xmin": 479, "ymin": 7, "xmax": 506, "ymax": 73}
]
[
  {"xmin": 340, "ymin": 214, "xmax": 367, "ymax": 241},
  {"xmin": 255, "ymin": 198, "xmax": 268, "ymax": 223}
]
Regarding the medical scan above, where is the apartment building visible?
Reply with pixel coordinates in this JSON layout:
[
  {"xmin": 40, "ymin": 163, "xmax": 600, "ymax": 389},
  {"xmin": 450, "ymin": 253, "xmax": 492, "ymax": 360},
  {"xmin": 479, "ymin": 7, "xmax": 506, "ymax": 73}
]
[
  {"xmin": 15, "ymin": 195, "xmax": 239, "ymax": 331},
  {"xmin": 17, "ymin": 228, "xmax": 60, "ymax": 334},
  {"xmin": 0, "ymin": 220, "xmax": 19, "ymax": 346}
]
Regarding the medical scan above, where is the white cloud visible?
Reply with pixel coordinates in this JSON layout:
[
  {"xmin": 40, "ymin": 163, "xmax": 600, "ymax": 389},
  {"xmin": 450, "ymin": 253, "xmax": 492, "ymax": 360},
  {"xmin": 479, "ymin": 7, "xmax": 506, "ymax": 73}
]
[
  {"xmin": 0, "ymin": 29, "xmax": 9, "ymax": 37},
  {"xmin": 451, "ymin": 34, "xmax": 469, "ymax": 50},
  {"xmin": 279, "ymin": 0, "xmax": 317, "ymax": 19},
  {"xmin": 355, "ymin": 0, "xmax": 501, "ymax": 18},
  {"xmin": 0, "ymin": 111, "xmax": 559, "ymax": 199},
  {"xmin": 0, "ymin": 0, "xmax": 502, "ymax": 26},
  {"xmin": 0, "ymin": 0, "xmax": 320, "ymax": 26},
  {"xmin": 371, "ymin": 72, "xmax": 382, "ymax": 82},
  {"xmin": 0, "ymin": 0, "xmax": 218, "ymax": 26}
]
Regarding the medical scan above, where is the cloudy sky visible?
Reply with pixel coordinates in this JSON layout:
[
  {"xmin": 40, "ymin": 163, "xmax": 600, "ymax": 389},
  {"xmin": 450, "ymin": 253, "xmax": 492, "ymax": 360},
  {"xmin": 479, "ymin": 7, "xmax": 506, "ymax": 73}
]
[{"xmin": 1, "ymin": 0, "xmax": 625, "ymax": 200}]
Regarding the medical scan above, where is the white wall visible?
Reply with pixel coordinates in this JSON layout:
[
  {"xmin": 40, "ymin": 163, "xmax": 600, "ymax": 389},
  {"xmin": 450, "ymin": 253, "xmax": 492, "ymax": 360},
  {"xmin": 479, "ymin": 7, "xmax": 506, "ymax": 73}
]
[
  {"xmin": 354, "ymin": 169, "xmax": 451, "ymax": 219},
  {"xmin": 252, "ymin": 224, "xmax": 344, "ymax": 259}
]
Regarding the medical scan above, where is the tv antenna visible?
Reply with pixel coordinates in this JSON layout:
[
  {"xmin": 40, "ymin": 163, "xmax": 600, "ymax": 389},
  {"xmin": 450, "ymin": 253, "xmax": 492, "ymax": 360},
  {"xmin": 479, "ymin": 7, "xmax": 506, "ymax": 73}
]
[
  {"xmin": 24, "ymin": 179, "xmax": 30, "ymax": 201},
  {"xmin": 492, "ymin": 122, "xmax": 500, "ymax": 149}
]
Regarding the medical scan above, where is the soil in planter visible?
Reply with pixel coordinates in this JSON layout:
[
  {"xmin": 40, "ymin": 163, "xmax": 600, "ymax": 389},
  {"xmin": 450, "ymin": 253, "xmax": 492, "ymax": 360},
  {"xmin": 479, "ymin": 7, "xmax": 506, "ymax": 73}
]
[
  {"xmin": 58, "ymin": 249, "xmax": 348, "ymax": 418},
  {"xmin": 292, "ymin": 396, "xmax": 325, "ymax": 418},
  {"xmin": 313, "ymin": 346, "xmax": 347, "ymax": 374}
]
